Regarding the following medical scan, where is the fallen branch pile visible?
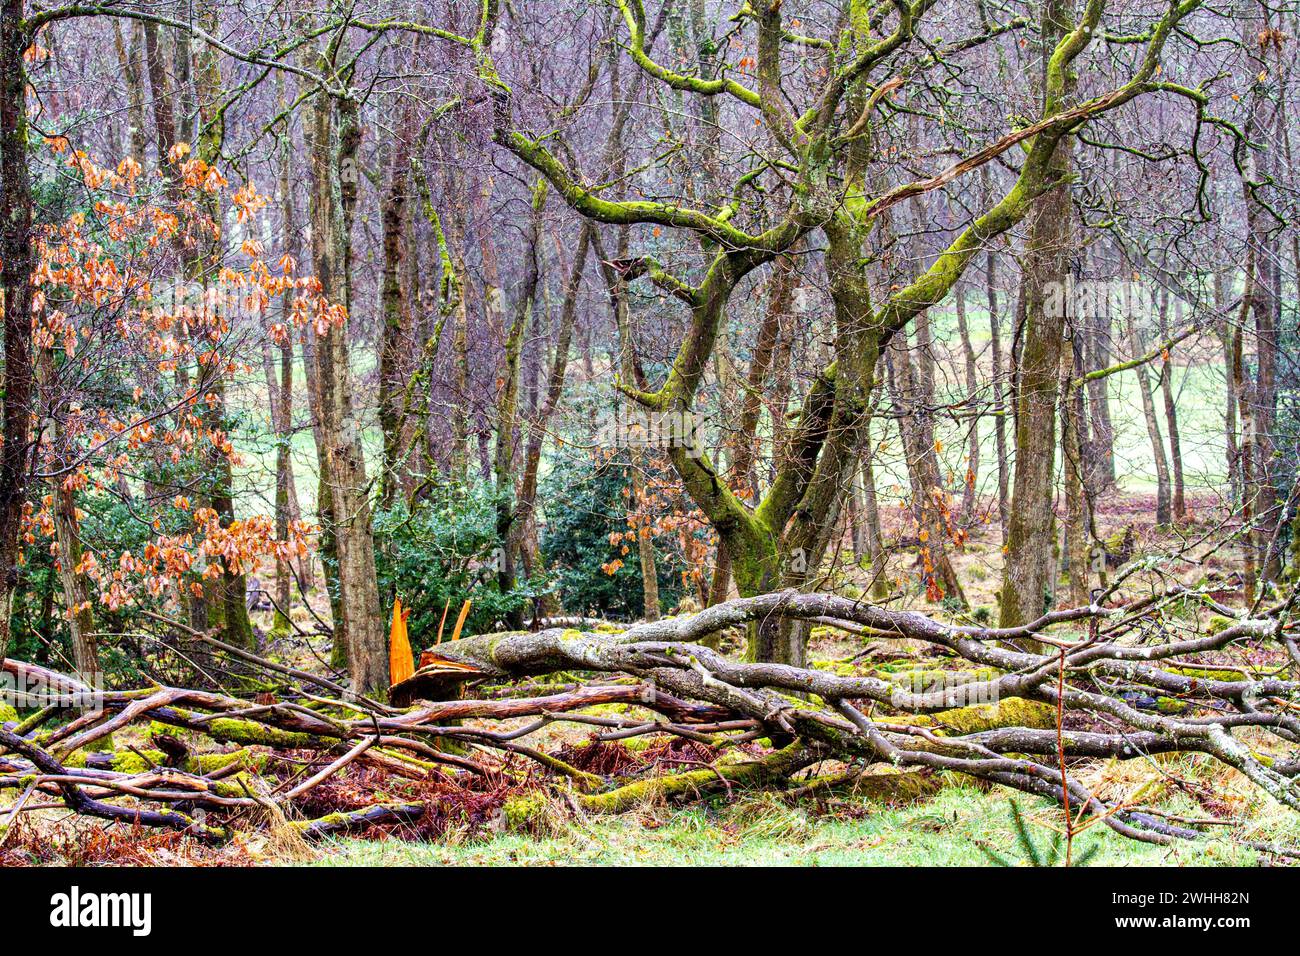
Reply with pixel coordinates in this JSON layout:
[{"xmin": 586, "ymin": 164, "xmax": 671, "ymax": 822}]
[{"xmin": 2, "ymin": 584, "xmax": 1299, "ymax": 850}]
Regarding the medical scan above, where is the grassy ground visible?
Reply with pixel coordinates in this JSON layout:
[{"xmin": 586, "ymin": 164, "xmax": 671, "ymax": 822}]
[{"xmin": 312, "ymin": 784, "xmax": 1280, "ymax": 867}]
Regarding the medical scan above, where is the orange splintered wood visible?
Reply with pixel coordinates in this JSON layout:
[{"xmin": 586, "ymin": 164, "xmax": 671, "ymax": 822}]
[
  {"xmin": 434, "ymin": 598, "xmax": 451, "ymax": 645},
  {"xmin": 416, "ymin": 651, "xmax": 485, "ymax": 672},
  {"xmin": 389, "ymin": 597, "xmax": 415, "ymax": 687},
  {"xmin": 449, "ymin": 599, "xmax": 472, "ymax": 642},
  {"xmin": 394, "ymin": 650, "xmax": 490, "ymax": 707}
]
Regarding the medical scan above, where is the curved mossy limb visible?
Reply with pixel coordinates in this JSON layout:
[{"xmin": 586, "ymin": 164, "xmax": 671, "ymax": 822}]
[
  {"xmin": 202, "ymin": 717, "xmax": 329, "ymax": 748},
  {"xmin": 883, "ymin": 667, "xmax": 1002, "ymax": 688},
  {"xmin": 60, "ymin": 746, "xmax": 271, "ymax": 777},
  {"xmin": 207, "ymin": 770, "xmax": 265, "ymax": 798},
  {"xmin": 151, "ymin": 708, "xmax": 334, "ymax": 749},
  {"xmin": 290, "ymin": 800, "xmax": 426, "ymax": 839},
  {"xmin": 499, "ymin": 791, "xmax": 558, "ymax": 834},
  {"xmin": 64, "ymin": 748, "xmax": 167, "ymax": 774},
  {"xmin": 884, "ymin": 698, "xmax": 1056, "ymax": 736},
  {"xmin": 515, "ymin": 750, "xmax": 603, "ymax": 792},
  {"xmin": 575, "ymin": 743, "xmax": 818, "ymax": 815},
  {"xmin": 792, "ymin": 768, "xmax": 942, "ymax": 804},
  {"xmin": 187, "ymin": 750, "xmax": 269, "ymax": 774},
  {"xmin": 1164, "ymin": 665, "xmax": 1250, "ymax": 683}
]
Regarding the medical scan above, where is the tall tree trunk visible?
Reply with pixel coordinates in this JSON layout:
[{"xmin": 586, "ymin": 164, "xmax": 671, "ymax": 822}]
[
  {"xmin": 493, "ymin": 182, "xmax": 547, "ymax": 628},
  {"xmin": 515, "ymin": 223, "xmax": 591, "ymax": 615},
  {"xmin": 54, "ymin": 482, "xmax": 98, "ymax": 687},
  {"xmin": 1061, "ymin": 336, "xmax": 1091, "ymax": 607},
  {"xmin": 712, "ymin": 252, "xmax": 797, "ymax": 606},
  {"xmin": 303, "ymin": 60, "xmax": 386, "ymax": 695},
  {"xmin": 999, "ymin": 0, "xmax": 1075, "ymax": 631},
  {"xmin": 1239, "ymin": 0, "xmax": 1281, "ymax": 581},
  {"xmin": 378, "ymin": 125, "xmax": 411, "ymax": 510},
  {"xmin": 0, "ymin": 0, "xmax": 35, "ymax": 662},
  {"xmin": 1232, "ymin": 261, "xmax": 1258, "ymax": 605},
  {"xmin": 954, "ymin": 280, "xmax": 981, "ymax": 520},
  {"xmin": 112, "ymin": 20, "xmax": 148, "ymax": 161},
  {"xmin": 264, "ymin": 118, "xmax": 302, "ymax": 635},
  {"xmin": 141, "ymin": 20, "xmax": 175, "ymax": 165},
  {"xmin": 861, "ymin": 422, "xmax": 889, "ymax": 601},
  {"xmin": 1215, "ymin": 270, "xmax": 1240, "ymax": 508},
  {"xmin": 886, "ymin": 337, "xmax": 967, "ymax": 607},
  {"xmin": 985, "ymin": 245, "xmax": 1011, "ymax": 536},
  {"xmin": 1083, "ymin": 260, "xmax": 1116, "ymax": 493},
  {"xmin": 191, "ymin": 12, "xmax": 254, "ymax": 650},
  {"xmin": 1156, "ymin": 290, "xmax": 1187, "ymax": 522},
  {"xmin": 1128, "ymin": 314, "xmax": 1172, "ymax": 526}
]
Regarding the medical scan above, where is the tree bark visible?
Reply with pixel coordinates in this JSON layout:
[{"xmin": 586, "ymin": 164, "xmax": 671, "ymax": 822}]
[
  {"xmin": 377, "ymin": 123, "xmax": 412, "ymax": 510},
  {"xmin": 1156, "ymin": 291, "xmax": 1186, "ymax": 522},
  {"xmin": 0, "ymin": 0, "xmax": 35, "ymax": 662},
  {"xmin": 999, "ymin": 0, "xmax": 1076, "ymax": 631},
  {"xmin": 1128, "ymin": 314, "xmax": 1172, "ymax": 527},
  {"xmin": 954, "ymin": 279, "xmax": 981, "ymax": 520},
  {"xmin": 303, "ymin": 57, "xmax": 386, "ymax": 695}
]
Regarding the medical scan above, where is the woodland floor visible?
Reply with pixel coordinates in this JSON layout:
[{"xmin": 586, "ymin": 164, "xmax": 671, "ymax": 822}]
[{"xmin": 2, "ymin": 490, "xmax": 1291, "ymax": 867}]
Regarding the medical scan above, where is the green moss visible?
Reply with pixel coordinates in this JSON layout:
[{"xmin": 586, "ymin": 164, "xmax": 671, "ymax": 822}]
[
  {"xmin": 0, "ymin": 702, "xmax": 17, "ymax": 725},
  {"xmin": 1165, "ymin": 666, "xmax": 1245, "ymax": 683},
  {"xmin": 580, "ymin": 744, "xmax": 810, "ymax": 815},
  {"xmin": 208, "ymin": 771, "xmax": 262, "ymax": 798},
  {"xmin": 1205, "ymin": 615, "xmax": 1234, "ymax": 636},
  {"xmin": 812, "ymin": 661, "xmax": 861, "ymax": 678},
  {"xmin": 64, "ymin": 749, "xmax": 166, "ymax": 774},
  {"xmin": 798, "ymin": 768, "xmax": 942, "ymax": 804},
  {"xmin": 267, "ymin": 609, "xmax": 293, "ymax": 641},
  {"xmin": 886, "ymin": 668, "xmax": 1001, "ymax": 691},
  {"xmin": 579, "ymin": 703, "xmax": 635, "ymax": 717},
  {"xmin": 152, "ymin": 707, "xmax": 329, "ymax": 748},
  {"xmin": 499, "ymin": 791, "xmax": 555, "ymax": 834},
  {"xmin": 890, "ymin": 698, "xmax": 1056, "ymax": 736},
  {"xmin": 203, "ymin": 718, "xmax": 324, "ymax": 748},
  {"xmin": 188, "ymin": 750, "xmax": 268, "ymax": 774},
  {"xmin": 808, "ymin": 626, "xmax": 838, "ymax": 645}
]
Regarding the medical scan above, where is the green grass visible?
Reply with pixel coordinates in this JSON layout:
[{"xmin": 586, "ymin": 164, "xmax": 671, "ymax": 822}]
[{"xmin": 307, "ymin": 785, "xmax": 1267, "ymax": 867}]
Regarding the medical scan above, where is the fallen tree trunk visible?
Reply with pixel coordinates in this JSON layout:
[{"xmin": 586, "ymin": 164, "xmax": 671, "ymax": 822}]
[{"xmin": 1, "ymin": 584, "xmax": 1298, "ymax": 850}]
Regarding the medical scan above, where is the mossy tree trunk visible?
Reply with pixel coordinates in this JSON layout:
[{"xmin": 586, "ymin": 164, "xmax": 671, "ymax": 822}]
[
  {"xmin": 998, "ymin": 0, "xmax": 1080, "ymax": 632},
  {"xmin": 302, "ymin": 38, "xmax": 386, "ymax": 695}
]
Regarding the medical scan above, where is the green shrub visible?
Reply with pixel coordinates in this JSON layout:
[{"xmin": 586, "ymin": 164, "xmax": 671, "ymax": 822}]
[
  {"xmin": 373, "ymin": 481, "xmax": 536, "ymax": 646},
  {"xmin": 539, "ymin": 458, "xmax": 686, "ymax": 619}
]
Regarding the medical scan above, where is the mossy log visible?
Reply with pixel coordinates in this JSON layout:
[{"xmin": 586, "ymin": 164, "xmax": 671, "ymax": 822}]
[
  {"xmin": 883, "ymin": 698, "xmax": 1057, "ymax": 735},
  {"xmin": 63, "ymin": 746, "xmax": 268, "ymax": 777},
  {"xmin": 290, "ymin": 801, "xmax": 426, "ymax": 839},
  {"xmin": 790, "ymin": 767, "xmax": 942, "ymax": 803},
  {"xmin": 501, "ymin": 745, "xmax": 945, "ymax": 823},
  {"xmin": 496, "ymin": 744, "xmax": 820, "ymax": 825},
  {"xmin": 576, "ymin": 745, "xmax": 818, "ymax": 814}
]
